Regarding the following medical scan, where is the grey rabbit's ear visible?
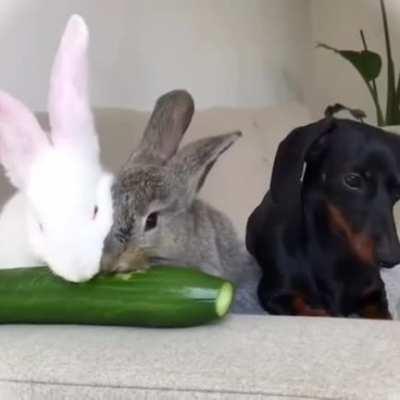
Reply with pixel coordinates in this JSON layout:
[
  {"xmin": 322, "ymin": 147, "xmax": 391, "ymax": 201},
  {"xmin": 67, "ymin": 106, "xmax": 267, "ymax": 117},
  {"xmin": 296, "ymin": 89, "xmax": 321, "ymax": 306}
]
[
  {"xmin": 170, "ymin": 131, "xmax": 241, "ymax": 201},
  {"xmin": 269, "ymin": 118, "xmax": 334, "ymax": 209},
  {"xmin": 128, "ymin": 90, "xmax": 194, "ymax": 165}
]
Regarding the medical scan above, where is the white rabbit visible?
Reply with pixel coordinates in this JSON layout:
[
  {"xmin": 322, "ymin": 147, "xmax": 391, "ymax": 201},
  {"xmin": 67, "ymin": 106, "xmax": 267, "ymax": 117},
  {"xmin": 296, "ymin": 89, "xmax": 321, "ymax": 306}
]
[{"xmin": 0, "ymin": 15, "xmax": 113, "ymax": 282}]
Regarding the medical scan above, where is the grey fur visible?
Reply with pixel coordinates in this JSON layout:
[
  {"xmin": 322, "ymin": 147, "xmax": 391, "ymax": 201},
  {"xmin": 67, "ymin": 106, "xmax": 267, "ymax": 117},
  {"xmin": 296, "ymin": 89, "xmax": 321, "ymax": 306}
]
[
  {"xmin": 126, "ymin": 90, "xmax": 194, "ymax": 165},
  {"xmin": 101, "ymin": 90, "xmax": 262, "ymax": 314}
]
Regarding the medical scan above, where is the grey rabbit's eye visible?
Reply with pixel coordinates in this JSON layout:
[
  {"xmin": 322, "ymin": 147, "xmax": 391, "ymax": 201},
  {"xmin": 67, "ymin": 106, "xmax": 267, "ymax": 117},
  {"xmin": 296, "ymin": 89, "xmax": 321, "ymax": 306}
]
[{"xmin": 145, "ymin": 212, "xmax": 158, "ymax": 231}]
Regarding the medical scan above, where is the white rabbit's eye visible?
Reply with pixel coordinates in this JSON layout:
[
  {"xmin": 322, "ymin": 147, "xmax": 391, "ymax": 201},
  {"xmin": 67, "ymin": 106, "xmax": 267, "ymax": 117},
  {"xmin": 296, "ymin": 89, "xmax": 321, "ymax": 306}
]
[
  {"xmin": 145, "ymin": 212, "xmax": 158, "ymax": 231},
  {"xmin": 92, "ymin": 205, "xmax": 99, "ymax": 220}
]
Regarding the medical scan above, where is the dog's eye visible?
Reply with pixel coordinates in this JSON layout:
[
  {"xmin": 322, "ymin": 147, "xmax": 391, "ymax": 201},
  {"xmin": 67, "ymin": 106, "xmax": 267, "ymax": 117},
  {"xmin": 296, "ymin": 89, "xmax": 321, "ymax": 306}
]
[
  {"xmin": 343, "ymin": 173, "xmax": 363, "ymax": 190},
  {"xmin": 145, "ymin": 212, "xmax": 158, "ymax": 231}
]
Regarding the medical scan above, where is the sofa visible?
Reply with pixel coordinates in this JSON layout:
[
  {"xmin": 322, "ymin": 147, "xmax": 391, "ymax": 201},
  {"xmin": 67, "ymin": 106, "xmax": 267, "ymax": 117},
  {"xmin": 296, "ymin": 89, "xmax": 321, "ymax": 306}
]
[{"xmin": 1, "ymin": 102, "xmax": 400, "ymax": 399}]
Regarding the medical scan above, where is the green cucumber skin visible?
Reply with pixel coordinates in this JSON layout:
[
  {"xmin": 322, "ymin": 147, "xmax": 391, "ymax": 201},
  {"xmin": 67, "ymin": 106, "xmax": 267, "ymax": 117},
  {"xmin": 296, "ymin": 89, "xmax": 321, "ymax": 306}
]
[{"xmin": 0, "ymin": 266, "xmax": 233, "ymax": 327}]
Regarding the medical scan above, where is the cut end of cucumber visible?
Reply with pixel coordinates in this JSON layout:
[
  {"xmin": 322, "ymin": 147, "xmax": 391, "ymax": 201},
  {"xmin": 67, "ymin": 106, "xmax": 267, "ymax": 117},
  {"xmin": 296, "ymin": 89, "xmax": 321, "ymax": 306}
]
[{"xmin": 215, "ymin": 282, "xmax": 234, "ymax": 317}]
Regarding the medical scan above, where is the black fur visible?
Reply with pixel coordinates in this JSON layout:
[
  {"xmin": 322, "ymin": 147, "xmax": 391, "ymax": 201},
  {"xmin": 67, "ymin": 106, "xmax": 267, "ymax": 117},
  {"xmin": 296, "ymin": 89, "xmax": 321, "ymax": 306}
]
[{"xmin": 246, "ymin": 118, "xmax": 400, "ymax": 318}]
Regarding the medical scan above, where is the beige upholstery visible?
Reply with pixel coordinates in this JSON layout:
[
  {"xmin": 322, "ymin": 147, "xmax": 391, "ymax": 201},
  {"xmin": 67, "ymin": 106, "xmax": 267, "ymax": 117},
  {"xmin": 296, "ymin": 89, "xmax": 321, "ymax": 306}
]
[{"xmin": 1, "ymin": 316, "xmax": 400, "ymax": 399}]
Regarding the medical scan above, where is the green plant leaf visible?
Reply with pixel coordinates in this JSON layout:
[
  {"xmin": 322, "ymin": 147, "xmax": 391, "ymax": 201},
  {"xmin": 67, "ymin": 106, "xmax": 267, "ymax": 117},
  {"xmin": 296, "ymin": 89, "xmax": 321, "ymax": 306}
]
[{"xmin": 317, "ymin": 43, "xmax": 382, "ymax": 82}]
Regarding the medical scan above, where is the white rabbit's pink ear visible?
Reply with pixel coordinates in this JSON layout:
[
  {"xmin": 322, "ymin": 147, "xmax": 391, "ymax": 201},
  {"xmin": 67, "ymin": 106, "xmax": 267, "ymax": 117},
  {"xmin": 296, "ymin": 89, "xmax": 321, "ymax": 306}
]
[
  {"xmin": 48, "ymin": 15, "xmax": 99, "ymax": 159},
  {"xmin": 0, "ymin": 91, "xmax": 49, "ymax": 188}
]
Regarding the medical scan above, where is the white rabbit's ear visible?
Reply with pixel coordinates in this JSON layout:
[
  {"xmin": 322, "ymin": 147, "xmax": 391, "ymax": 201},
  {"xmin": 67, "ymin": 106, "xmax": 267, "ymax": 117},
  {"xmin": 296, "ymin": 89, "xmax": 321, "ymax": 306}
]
[
  {"xmin": 170, "ymin": 131, "xmax": 241, "ymax": 201},
  {"xmin": 48, "ymin": 15, "xmax": 98, "ymax": 159},
  {"xmin": 0, "ymin": 91, "xmax": 49, "ymax": 188},
  {"xmin": 128, "ymin": 90, "xmax": 194, "ymax": 165}
]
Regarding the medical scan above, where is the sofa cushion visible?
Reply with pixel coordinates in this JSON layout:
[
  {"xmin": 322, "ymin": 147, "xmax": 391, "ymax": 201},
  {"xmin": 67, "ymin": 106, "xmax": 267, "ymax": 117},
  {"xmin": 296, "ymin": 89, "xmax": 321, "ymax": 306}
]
[{"xmin": 0, "ymin": 315, "xmax": 399, "ymax": 399}]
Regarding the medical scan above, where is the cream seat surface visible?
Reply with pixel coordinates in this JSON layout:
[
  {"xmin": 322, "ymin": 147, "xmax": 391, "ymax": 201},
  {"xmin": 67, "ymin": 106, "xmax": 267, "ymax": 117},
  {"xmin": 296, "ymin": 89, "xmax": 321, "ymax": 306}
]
[{"xmin": 0, "ymin": 316, "xmax": 399, "ymax": 400}]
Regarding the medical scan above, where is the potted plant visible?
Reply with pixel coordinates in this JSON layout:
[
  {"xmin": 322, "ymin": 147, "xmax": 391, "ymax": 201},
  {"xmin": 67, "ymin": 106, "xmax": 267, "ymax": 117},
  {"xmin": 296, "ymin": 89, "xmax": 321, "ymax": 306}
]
[{"xmin": 318, "ymin": 0, "xmax": 400, "ymax": 132}]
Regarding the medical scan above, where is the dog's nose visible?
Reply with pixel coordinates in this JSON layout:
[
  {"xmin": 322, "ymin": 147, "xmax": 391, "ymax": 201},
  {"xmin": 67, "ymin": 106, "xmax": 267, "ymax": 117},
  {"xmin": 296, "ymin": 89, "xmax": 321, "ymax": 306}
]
[
  {"xmin": 377, "ymin": 258, "xmax": 400, "ymax": 269},
  {"xmin": 378, "ymin": 261, "xmax": 397, "ymax": 269},
  {"xmin": 376, "ymin": 239, "xmax": 400, "ymax": 269}
]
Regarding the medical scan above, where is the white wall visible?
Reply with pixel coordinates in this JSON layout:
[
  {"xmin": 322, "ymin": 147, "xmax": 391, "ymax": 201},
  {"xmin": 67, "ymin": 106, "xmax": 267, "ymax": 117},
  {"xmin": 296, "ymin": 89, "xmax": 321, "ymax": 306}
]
[
  {"xmin": 0, "ymin": 0, "xmax": 311, "ymax": 112},
  {"xmin": 310, "ymin": 0, "xmax": 400, "ymax": 124}
]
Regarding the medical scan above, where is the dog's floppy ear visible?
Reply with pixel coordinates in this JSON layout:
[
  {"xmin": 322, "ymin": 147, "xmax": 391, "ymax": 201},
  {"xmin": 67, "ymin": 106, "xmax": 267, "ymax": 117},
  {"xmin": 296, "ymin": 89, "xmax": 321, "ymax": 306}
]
[{"xmin": 270, "ymin": 118, "xmax": 334, "ymax": 207}]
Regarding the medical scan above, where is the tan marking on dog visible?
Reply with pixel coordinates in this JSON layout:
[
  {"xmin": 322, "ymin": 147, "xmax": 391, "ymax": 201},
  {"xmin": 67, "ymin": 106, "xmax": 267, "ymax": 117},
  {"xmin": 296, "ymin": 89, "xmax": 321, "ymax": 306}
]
[
  {"xmin": 292, "ymin": 296, "xmax": 330, "ymax": 317},
  {"xmin": 327, "ymin": 203, "xmax": 375, "ymax": 266},
  {"xmin": 359, "ymin": 303, "xmax": 391, "ymax": 319}
]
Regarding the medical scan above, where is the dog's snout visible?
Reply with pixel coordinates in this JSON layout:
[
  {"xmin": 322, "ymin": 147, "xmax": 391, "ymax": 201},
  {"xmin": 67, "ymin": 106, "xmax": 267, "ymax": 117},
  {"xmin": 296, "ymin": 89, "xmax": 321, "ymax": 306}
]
[
  {"xmin": 373, "ymin": 208, "xmax": 400, "ymax": 269},
  {"xmin": 376, "ymin": 234, "xmax": 400, "ymax": 269},
  {"xmin": 376, "ymin": 248, "xmax": 400, "ymax": 268},
  {"xmin": 376, "ymin": 243, "xmax": 400, "ymax": 268}
]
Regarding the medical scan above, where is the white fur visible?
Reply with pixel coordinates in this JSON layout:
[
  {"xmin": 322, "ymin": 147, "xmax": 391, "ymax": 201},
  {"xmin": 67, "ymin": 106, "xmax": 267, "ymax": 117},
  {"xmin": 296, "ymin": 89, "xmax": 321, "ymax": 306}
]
[
  {"xmin": 0, "ymin": 193, "xmax": 40, "ymax": 268},
  {"xmin": 0, "ymin": 15, "xmax": 114, "ymax": 282}
]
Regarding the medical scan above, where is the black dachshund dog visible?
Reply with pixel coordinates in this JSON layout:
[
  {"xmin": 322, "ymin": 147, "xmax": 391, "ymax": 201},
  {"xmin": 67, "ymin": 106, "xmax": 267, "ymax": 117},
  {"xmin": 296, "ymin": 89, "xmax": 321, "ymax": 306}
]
[{"xmin": 246, "ymin": 118, "xmax": 400, "ymax": 318}]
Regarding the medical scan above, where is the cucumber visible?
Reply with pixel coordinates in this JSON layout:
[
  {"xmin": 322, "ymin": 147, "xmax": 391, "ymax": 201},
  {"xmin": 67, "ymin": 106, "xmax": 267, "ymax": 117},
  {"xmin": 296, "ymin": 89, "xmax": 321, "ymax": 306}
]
[{"xmin": 0, "ymin": 266, "xmax": 234, "ymax": 327}]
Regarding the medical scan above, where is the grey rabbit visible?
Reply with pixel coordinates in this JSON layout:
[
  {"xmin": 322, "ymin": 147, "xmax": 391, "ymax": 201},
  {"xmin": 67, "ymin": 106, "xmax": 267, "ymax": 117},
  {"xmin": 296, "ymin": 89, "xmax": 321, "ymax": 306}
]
[{"xmin": 100, "ymin": 90, "xmax": 262, "ymax": 313}]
